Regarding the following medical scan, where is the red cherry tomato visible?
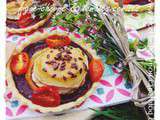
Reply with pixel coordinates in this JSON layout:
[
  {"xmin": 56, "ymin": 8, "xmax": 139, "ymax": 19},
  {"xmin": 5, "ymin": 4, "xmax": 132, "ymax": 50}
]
[
  {"xmin": 114, "ymin": 0, "xmax": 133, "ymax": 4},
  {"xmin": 89, "ymin": 59, "xmax": 104, "ymax": 82},
  {"xmin": 39, "ymin": 0, "xmax": 55, "ymax": 4},
  {"xmin": 31, "ymin": 86, "xmax": 61, "ymax": 107},
  {"xmin": 45, "ymin": 35, "xmax": 71, "ymax": 48},
  {"xmin": 10, "ymin": 52, "xmax": 30, "ymax": 75},
  {"xmin": 18, "ymin": 12, "xmax": 33, "ymax": 28}
]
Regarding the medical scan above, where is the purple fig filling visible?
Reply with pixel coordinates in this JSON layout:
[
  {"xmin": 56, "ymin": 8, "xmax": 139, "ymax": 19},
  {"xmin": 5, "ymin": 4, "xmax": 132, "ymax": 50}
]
[
  {"xmin": 130, "ymin": 0, "xmax": 151, "ymax": 5},
  {"xmin": 12, "ymin": 40, "xmax": 93, "ymax": 104}
]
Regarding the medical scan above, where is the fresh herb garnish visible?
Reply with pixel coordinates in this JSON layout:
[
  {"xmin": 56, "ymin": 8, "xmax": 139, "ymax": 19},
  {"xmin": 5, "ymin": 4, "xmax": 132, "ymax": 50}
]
[{"xmin": 35, "ymin": 6, "xmax": 50, "ymax": 19}]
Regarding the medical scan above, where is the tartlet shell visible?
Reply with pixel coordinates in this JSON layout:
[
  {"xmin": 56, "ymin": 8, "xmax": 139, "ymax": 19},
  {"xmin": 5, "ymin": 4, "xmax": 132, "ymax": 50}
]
[{"xmin": 6, "ymin": 27, "xmax": 101, "ymax": 113}]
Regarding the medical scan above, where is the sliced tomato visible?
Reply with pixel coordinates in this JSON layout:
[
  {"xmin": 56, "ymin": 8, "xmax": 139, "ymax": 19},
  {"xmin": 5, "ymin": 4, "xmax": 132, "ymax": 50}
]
[
  {"xmin": 114, "ymin": 0, "xmax": 133, "ymax": 4},
  {"xmin": 45, "ymin": 35, "xmax": 71, "ymax": 48},
  {"xmin": 18, "ymin": 12, "xmax": 33, "ymax": 28},
  {"xmin": 89, "ymin": 59, "xmax": 104, "ymax": 82},
  {"xmin": 10, "ymin": 52, "xmax": 30, "ymax": 75},
  {"xmin": 31, "ymin": 86, "xmax": 61, "ymax": 107},
  {"xmin": 39, "ymin": 0, "xmax": 55, "ymax": 4}
]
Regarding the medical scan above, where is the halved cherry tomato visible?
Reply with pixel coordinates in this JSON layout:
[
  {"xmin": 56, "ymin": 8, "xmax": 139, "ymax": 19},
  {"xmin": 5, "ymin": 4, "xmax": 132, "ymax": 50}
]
[
  {"xmin": 39, "ymin": 0, "xmax": 55, "ymax": 4},
  {"xmin": 114, "ymin": 0, "xmax": 133, "ymax": 4},
  {"xmin": 45, "ymin": 35, "xmax": 71, "ymax": 48},
  {"xmin": 31, "ymin": 86, "xmax": 61, "ymax": 107},
  {"xmin": 18, "ymin": 11, "xmax": 33, "ymax": 28},
  {"xmin": 10, "ymin": 52, "xmax": 30, "ymax": 75},
  {"xmin": 89, "ymin": 59, "xmax": 104, "ymax": 82}
]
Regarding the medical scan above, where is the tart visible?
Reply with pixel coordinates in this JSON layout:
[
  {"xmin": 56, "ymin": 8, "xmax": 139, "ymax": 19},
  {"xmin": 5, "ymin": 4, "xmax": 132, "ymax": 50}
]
[
  {"xmin": 6, "ymin": 0, "xmax": 59, "ymax": 33},
  {"xmin": 107, "ymin": 0, "xmax": 154, "ymax": 12},
  {"xmin": 6, "ymin": 27, "xmax": 104, "ymax": 113}
]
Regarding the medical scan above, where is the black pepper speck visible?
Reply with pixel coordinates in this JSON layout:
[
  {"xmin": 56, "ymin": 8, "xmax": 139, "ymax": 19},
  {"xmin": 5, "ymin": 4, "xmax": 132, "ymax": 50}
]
[
  {"xmin": 42, "ymin": 68, "xmax": 47, "ymax": 72},
  {"xmin": 63, "ymin": 76, "xmax": 67, "ymax": 81},
  {"xmin": 47, "ymin": 54, "xmax": 50, "ymax": 59},
  {"xmin": 52, "ymin": 74, "xmax": 57, "ymax": 78},
  {"xmin": 78, "ymin": 57, "xmax": 83, "ymax": 60},
  {"xmin": 79, "ymin": 68, "xmax": 82, "ymax": 74}
]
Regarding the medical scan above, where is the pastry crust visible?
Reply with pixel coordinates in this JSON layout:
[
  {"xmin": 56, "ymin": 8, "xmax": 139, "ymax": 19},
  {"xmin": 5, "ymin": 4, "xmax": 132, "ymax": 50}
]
[
  {"xmin": 6, "ymin": 27, "xmax": 100, "ymax": 113},
  {"xmin": 107, "ymin": 0, "xmax": 154, "ymax": 12}
]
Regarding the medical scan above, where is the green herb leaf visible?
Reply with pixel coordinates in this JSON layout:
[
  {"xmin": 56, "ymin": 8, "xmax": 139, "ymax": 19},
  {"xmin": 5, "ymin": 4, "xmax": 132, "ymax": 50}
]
[
  {"xmin": 77, "ymin": 0, "xmax": 88, "ymax": 7},
  {"xmin": 74, "ymin": 14, "xmax": 86, "ymax": 21},
  {"xmin": 66, "ymin": 13, "xmax": 75, "ymax": 21},
  {"xmin": 129, "ymin": 38, "xmax": 139, "ymax": 51},
  {"xmin": 97, "ymin": 20, "xmax": 104, "ymax": 30},
  {"xmin": 106, "ymin": 53, "xmax": 117, "ymax": 65},
  {"xmin": 138, "ymin": 38, "xmax": 148, "ymax": 49},
  {"xmin": 35, "ymin": 7, "xmax": 49, "ymax": 19},
  {"xmin": 79, "ymin": 24, "xmax": 88, "ymax": 33}
]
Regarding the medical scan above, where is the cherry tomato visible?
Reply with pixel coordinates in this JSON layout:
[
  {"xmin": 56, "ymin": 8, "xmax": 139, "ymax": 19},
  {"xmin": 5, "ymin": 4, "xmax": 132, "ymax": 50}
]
[
  {"xmin": 18, "ymin": 12, "xmax": 33, "ymax": 28},
  {"xmin": 10, "ymin": 52, "xmax": 30, "ymax": 75},
  {"xmin": 89, "ymin": 59, "xmax": 104, "ymax": 82},
  {"xmin": 45, "ymin": 35, "xmax": 71, "ymax": 48},
  {"xmin": 39, "ymin": 0, "xmax": 55, "ymax": 4},
  {"xmin": 114, "ymin": 0, "xmax": 133, "ymax": 4},
  {"xmin": 31, "ymin": 86, "xmax": 61, "ymax": 107}
]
